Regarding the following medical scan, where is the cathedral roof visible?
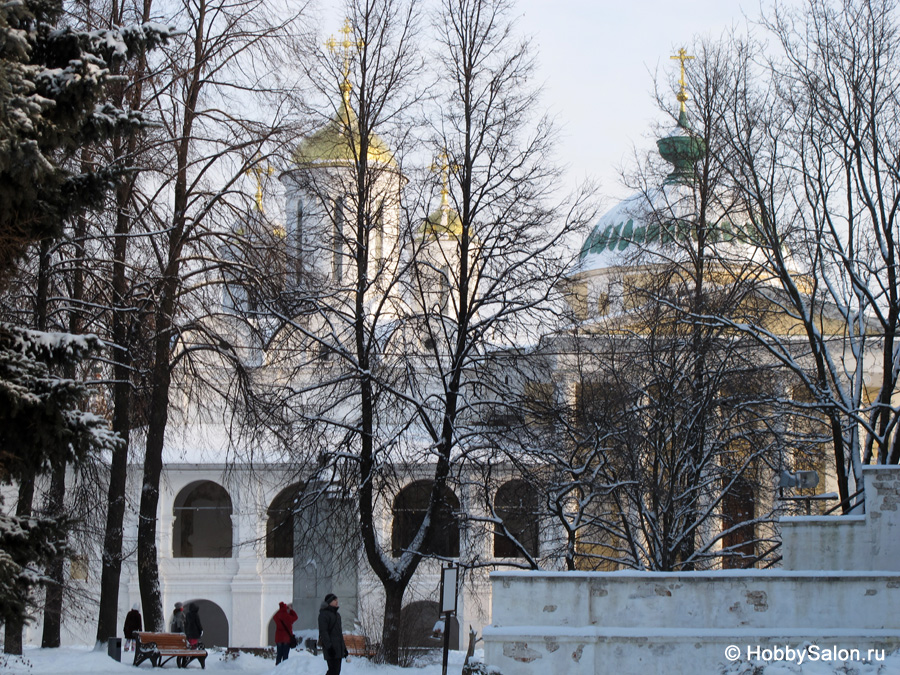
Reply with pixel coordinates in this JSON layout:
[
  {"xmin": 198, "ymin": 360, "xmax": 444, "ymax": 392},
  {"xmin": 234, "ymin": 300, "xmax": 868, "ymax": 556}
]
[
  {"xmin": 578, "ymin": 108, "xmax": 762, "ymax": 273},
  {"xmin": 578, "ymin": 183, "xmax": 767, "ymax": 273},
  {"xmin": 292, "ymin": 98, "xmax": 397, "ymax": 167},
  {"xmin": 420, "ymin": 206, "xmax": 464, "ymax": 240}
]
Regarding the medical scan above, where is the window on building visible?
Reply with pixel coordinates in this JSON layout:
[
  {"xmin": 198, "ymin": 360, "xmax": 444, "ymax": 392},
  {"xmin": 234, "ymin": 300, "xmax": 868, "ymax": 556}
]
[
  {"xmin": 493, "ymin": 480, "xmax": 539, "ymax": 558},
  {"xmin": 70, "ymin": 555, "xmax": 89, "ymax": 581},
  {"xmin": 721, "ymin": 474, "xmax": 756, "ymax": 569},
  {"xmin": 173, "ymin": 481, "xmax": 233, "ymax": 558},
  {"xmin": 392, "ymin": 481, "xmax": 460, "ymax": 558},
  {"xmin": 184, "ymin": 599, "xmax": 230, "ymax": 647},
  {"xmin": 399, "ymin": 600, "xmax": 459, "ymax": 650},
  {"xmin": 438, "ymin": 266, "xmax": 450, "ymax": 313},
  {"xmin": 294, "ymin": 201, "xmax": 304, "ymax": 281},
  {"xmin": 333, "ymin": 197, "xmax": 344, "ymax": 281},
  {"xmin": 375, "ymin": 199, "xmax": 384, "ymax": 264},
  {"xmin": 267, "ymin": 483, "xmax": 303, "ymax": 558},
  {"xmin": 523, "ymin": 381, "xmax": 555, "ymax": 429}
]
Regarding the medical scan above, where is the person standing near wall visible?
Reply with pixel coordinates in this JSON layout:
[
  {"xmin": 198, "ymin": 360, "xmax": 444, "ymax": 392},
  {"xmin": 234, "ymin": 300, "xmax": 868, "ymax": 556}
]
[
  {"xmin": 170, "ymin": 602, "xmax": 185, "ymax": 633},
  {"xmin": 273, "ymin": 601, "xmax": 298, "ymax": 665},
  {"xmin": 123, "ymin": 603, "xmax": 142, "ymax": 652},
  {"xmin": 318, "ymin": 594, "xmax": 347, "ymax": 675},
  {"xmin": 184, "ymin": 602, "xmax": 203, "ymax": 647}
]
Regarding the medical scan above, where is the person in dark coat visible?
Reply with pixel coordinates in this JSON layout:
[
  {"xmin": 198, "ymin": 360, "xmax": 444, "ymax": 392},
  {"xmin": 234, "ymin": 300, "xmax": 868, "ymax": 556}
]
[
  {"xmin": 273, "ymin": 601, "xmax": 298, "ymax": 665},
  {"xmin": 123, "ymin": 603, "xmax": 142, "ymax": 652},
  {"xmin": 318, "ymin": 594, "xmax": 347, "ymax": 675},
  {"xmin": 184, "ymin": 602, "xmax": 203, "ymax": 647},
  {"xmin": 170, "ymin": 601, "xmax": 186, "ymax": 633}
]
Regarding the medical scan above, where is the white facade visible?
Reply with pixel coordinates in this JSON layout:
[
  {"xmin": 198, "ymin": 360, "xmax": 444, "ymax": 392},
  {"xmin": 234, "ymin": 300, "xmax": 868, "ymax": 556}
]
[
  {"xmin": 18, "ymin": 446, "xmax": 520, "ymax": 649},
  {"xmin": 22, "ymin": 460, "xmax": 295, "ymax": 648}
]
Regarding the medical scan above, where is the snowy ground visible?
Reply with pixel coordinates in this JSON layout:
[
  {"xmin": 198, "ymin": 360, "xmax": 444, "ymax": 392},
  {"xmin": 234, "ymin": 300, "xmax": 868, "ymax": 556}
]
[
  {"xmin": 2, "ymin": 644, "xmax": 899, "ymax": 674},
  {"xmin": 0, "ymin": 646, "xmax": 468, "ymax": 675}
]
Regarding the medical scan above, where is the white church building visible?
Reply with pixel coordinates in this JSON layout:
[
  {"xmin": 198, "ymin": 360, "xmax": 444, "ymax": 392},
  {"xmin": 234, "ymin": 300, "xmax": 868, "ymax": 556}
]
[{"xmin": 18, "ymin": 53, "xmax": 882, "ymax": 660}]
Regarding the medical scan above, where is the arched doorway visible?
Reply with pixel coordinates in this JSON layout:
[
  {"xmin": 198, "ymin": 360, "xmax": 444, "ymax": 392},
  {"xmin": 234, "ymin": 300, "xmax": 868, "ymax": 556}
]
[
  {"xmin": 391, "ymin": 481, "xmax": 460, "ymax": 558},
  {"xmin": 399, "ymin": 600, "xmax": 459, "ymax": 650},
  {"xmin": 267, "ymin": 617, "xmax": 276, "ymax": 646},
  {"xmin": 183, "ymin": 599, "xmax": 229, "ymax": 648},
  {"xmin": 266, "ymin": 483, "xmax": 302, "ymax": 558},
  {"xmin": 173, "ymin": 481, "xmax": 233, "ymax": 558},
  {"xmin": 494, "ymin": 479, "xmax": 539, "ymax": 558}
]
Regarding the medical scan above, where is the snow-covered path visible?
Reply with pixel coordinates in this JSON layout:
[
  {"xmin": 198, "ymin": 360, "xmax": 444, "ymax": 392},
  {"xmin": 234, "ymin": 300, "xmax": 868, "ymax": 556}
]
[
  {"xmin": 3, "ymin": 644, "xmax": 899, "ymax": 674},
  {"xmin": 1, "ymin": 646, "xmax": 463, "ymax": 675}
]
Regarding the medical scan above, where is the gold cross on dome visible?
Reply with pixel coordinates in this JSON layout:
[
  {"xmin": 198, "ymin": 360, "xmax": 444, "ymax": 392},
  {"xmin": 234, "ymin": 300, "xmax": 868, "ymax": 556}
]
[
  {"xmin": 670, "ymin": 48, "xmax": 695, "ymax": 112},
  {"xmin": 246, "ymin": 157, "xmax": 274, "ymax": 212},
  {"xmin": 326, "ymin": 19, "xmax": 365, "ymax": 101},
  {"xmin": 430, "ymin": 150, "xmax": 459, "ymax": 207}
]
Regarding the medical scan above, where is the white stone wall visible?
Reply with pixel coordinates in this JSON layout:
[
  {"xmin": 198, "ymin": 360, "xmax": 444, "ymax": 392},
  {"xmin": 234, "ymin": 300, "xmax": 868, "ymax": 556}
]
[
  {"xmin": 483, "ymin": 465, "xmax": 900, "ymax": 675},
  {"xmin": 19, "ymin": 459, "xmax": 497, "ymax": 650},
  {"xmin": 782, "ymin": 466, "xmax": 900, "ymax": 572},
  {"xmin": 485, "ymin": 570, "xmax": 900, "ymax": 675}
]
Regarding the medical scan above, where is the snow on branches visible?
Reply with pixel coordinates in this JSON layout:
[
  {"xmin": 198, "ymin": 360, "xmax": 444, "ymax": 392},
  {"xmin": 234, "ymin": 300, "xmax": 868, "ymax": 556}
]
[{"xmin": 0, "ymin": 322, "xmax": 120, "ymax": 485}]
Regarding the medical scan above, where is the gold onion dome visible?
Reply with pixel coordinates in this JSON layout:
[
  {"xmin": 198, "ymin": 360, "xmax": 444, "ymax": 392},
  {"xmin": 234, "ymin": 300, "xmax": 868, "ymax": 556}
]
[
  {"xmin": 293, "ymin": 20, "xmax": 396, "ymax": 167},
  {"xmin": 292, "ymin": 97, "xmax": 397, "ymax": 166},
  {"xmin": 419, "ymin": 151, "xmax": 467, "ymax": 240},
  {"xmin": 420, "ymin": 203, "xmax": 464, "ymax": 240}
]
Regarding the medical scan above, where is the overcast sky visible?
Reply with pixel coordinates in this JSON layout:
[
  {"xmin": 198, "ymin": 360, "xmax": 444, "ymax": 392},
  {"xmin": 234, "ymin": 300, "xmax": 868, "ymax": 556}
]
[
  {"xmin": 314, "ymin": 0, "xmax": 784, "ymax": 207},
  {"xmin": 515, "ymin": 0, "xmax": 774, "ymax": 204}
]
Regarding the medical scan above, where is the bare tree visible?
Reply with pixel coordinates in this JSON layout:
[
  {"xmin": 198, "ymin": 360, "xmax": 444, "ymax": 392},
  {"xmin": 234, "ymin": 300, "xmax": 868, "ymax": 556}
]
[
  {"xmin": 701, "ymin": 0, "xmax": 900, "ymax": 511},
  {"xmin": 267, "ymin": 0, "xmax": 426, "ymax": 663},
  {"xmin": 90, "ymin": 0, "xmax": 161, "ymax": 644},
  {"xmin": 258, "ymin": 0, "xmax": 589, "ymax": 663},
  {"xmin": 494, "ymin": 38, "xmax": 812, "ymax": 572},
  {"xmin": 128, "ymin": 0, "xmax": 303, "ymax": 630}
]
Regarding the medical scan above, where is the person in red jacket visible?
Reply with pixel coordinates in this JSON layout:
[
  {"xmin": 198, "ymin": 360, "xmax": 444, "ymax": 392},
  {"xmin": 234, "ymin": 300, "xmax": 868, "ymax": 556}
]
[{"xmin": 273, "ymin": 601, "xmax": 298, "ymax": 665}]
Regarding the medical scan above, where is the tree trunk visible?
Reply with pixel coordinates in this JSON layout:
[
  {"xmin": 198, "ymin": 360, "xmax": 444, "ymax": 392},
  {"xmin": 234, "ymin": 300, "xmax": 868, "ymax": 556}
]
[
  {"xmin": 137, "ymin": 308, "xmax": 175, "ymax": 632},
  {"xmin": 95, "ymin": 0, "xmax": 152, "ymax": 644},
  {"xmin": 380, "ymin": 581, "xmax": 405, "ymax": 664},
  {"xmin": 40, "ymin": 463, "xmax": 66, "ymax": 648},
  {"xmin": 4, "ymin": 478, "xmax": 36, "ymax": 655},
  {"xmin": 95, "ymin": 378, "xmax": 131, "ymax": 642},
  {"xmin": 45, "ymin": 159, "xmax": 91, "ymax": 647},
  {"xmin": 96, "ymin": 173, "xmax": 137, "ymax": 645},
  {"xmin": 566, "ymin": 528, "xmax": 576, "ymax": 571},
  {"xmin": 135, "ymin": 0, "xmax": 203, "ymax": 630},
  {"xmin": 7, "ymin": 239, "xmax": 52, "ymax": 653}
]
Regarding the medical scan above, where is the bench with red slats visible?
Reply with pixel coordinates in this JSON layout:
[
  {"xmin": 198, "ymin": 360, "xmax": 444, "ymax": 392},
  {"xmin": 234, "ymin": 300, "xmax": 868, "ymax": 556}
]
[{"xmin": 133, "ymin": 631, "xmax": 207, "ymax": 669}]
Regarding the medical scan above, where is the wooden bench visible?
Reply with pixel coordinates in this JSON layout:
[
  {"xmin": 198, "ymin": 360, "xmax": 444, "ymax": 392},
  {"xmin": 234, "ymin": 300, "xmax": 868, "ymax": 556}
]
[
  {"xmin": 343, "ymin": 634, "xmax": 377, "ymax": 659},
  {"xmin": 133, "ymin": 631, "xmax": 207, "ymax": 669},
  {"xmin": 307, "ymin": 634, "xmax": 377, "ymax": 659}
]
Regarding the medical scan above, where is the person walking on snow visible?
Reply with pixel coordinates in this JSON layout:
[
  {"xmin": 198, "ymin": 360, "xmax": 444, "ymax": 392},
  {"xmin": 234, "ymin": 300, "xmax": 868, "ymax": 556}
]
[
  {"xmin": 273, "ymin": 601, "xmax": 298, "ymax": 665},
  {"xmin": 318, "ymin": 593, "xmax": 348, "ymax": 675},
  {"xmin": 123, "ymin": 603, "xmax": 142, "ymax": 652},
  {"xmin": 184, "ymin": 602, "xmax": 203, "ymax": 647}
]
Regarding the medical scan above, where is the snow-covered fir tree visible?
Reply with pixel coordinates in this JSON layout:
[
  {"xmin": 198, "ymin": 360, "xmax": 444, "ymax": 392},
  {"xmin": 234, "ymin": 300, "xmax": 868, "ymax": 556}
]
[{"xmin": 0, "ymin": 0, "xmax": 171, "ymax": 653}]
